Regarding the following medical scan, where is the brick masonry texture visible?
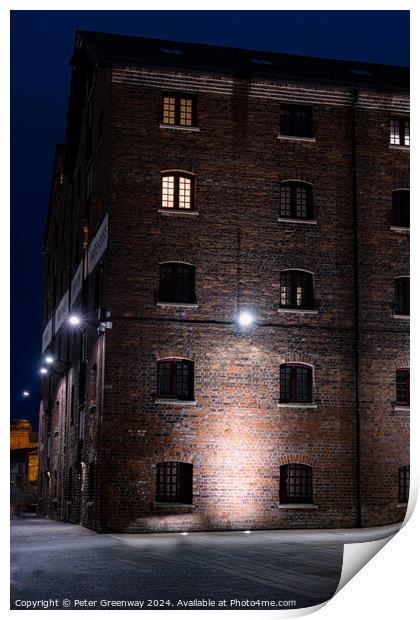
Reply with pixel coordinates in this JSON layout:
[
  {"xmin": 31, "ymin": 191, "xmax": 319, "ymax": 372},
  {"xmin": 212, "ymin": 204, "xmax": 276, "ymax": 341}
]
[{"xmin": 38, "ymin": 34, "xmax": 409, "ymax": 533}]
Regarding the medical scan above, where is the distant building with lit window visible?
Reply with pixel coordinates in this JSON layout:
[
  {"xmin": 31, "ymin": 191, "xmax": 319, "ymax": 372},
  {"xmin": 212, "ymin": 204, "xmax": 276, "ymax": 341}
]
[{"xmin": 38, "ymin": 31, "xmax": 409, "ymax": 532}]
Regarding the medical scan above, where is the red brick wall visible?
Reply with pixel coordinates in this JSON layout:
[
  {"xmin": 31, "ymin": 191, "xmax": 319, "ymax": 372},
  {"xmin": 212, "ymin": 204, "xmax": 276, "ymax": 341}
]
[{"xmin": 39, "ymin": 58, "xmax": 409, "ymax": 533}]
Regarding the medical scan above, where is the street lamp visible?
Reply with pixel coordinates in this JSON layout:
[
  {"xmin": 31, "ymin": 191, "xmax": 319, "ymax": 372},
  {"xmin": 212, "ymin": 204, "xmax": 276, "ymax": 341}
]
[
  {"xmin": 238, "ymin": 311, "xmax": 254, "ymax": 327},
  {"xmin": 22, "ymin": 390, "xmax": 41, "ymax": 399},
  {"xmin": 68, "ymin": 314, "xmax": 81, "ymax": 326}
]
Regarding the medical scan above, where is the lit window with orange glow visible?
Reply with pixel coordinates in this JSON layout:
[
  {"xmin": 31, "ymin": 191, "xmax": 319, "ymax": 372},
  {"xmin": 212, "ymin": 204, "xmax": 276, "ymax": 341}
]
[
  {"xmin": 163, "ymin": 96, "xmax": 176, "ymax": 125},
  {"xmin": 180, "ymin": 98, "xmax": 193, "ymax": 126},
  {"xmin": 162, "ymin": 93, "xmax": 197, "ymax": 127},
  {"xmin": 161, "ymin": 172, "xmax": 195, "ymax": 211}
]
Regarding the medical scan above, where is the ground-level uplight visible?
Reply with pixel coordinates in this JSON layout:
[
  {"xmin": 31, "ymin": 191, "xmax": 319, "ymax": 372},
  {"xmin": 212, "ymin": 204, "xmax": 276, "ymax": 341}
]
[
  {"xmin": 22, "ymin": 391, "xmax": 30, "ymax": 397},
  {"xmin": 40, "ymin": 367, "xmax": 48, "ymax": 375},
  {"xmin": 44, "ymin": 355, "xmax": 54, "ymax": 364}
]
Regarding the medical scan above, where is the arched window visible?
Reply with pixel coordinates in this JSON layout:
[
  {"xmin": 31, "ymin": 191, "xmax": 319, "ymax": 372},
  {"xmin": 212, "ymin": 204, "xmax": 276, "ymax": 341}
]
[
  {"xmin": 90, "ymin": 364, "xmax": 97, "ymax": 408},
  {"xmin": 280, "ymin": 270, "xmax": 314, "ymax": 310},
  {"xmin": 398, "ymin": 465, "xmax": 410, "ymax": 504},
  {"xmin": 396, "ymin": 368, "xmax": 410, "ymax": 406},
  {"xmin": 156, "ymin": 461, "xmax": 193, "ymax": 504},
  {"xmin": 280, "ymin": 182, "xmax": 313, "ymax": 220},
  {"xmin": 394, "ymin": 277, "xmax": 409, "ymax": 316},
  {"xmin": 159, "ymin": 263, "xmax": 196, "ymax": 304},
  {"xmin": 161, "ymin": 172, "xmax": 195, "ymax": 211},
  {"xmin": 280, "ymin": 464, "xmax": 313, "ymax": 504},
  {"xmin": 280, "ymin": 364, "xmax": 313, "ymax": 403},
  {"xmin": 392, "ymin": 190, "xmax": 409, "ymax": 228},
  {"xmin": 157, "ymin": 359, "xmax": 194, "ymax": 401}
]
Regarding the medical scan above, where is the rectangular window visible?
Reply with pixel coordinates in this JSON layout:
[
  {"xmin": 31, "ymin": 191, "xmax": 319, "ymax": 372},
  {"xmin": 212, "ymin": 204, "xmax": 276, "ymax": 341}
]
[
  {"xmin": 159, "ymin": 263, "xmax": 196, "ymax": 304},
  {"xmin": 280, "ymin": 464, "xmax": 313, "ymax": 504},
  {"xmin": 392, "ymin": 190, "xmax": 410, "ymax": 228},
  {"xmin": 280, "ymin": 183, "xmax": 313, "ymax": 220},
  {"xmin": 398, "ymin": 466, "xmax": 410, "ymax": 503},
  {"xmin": 280, "ymin": 106, "xmax": 313, "ymax": 137},
  {"xmin": 156, "ymin": 461, "xmax": 193, "ymax": 504},
  {"xmin": 390, "ymin": 117, "xmax": 410, "ymax": 146},
  {"xmin": 157, "ymin": 359, "xmax": 194, "ymax": 400},
  {"xmin": 161, "ymin": 173, "xmax": 195, "ymax": 211},
  {"xmin": 395, "ymin": 277, "xmax": 409, "ymax": 315},
  {"xmin": 162, "ymin": 93, "xmax": 197, "ymax": 127},
  {"xmin": 396, "ymin": 369, "xmax": 410, "ymax": 406},
  {"xmin": 280, "ymin": 364, "xmax": 312, "ymax": 403}
]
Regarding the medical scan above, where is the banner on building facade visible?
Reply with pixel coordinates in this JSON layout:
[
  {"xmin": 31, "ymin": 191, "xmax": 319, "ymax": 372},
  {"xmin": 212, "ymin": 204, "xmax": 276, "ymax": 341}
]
[
  {"xmin": 70, "ymin": 260, "xmax": 83, "ymax": 307},
  {"xmin": 41, "ymin": 317, "xmax": 53, "ymax": 353},
  {"xmin": 88, "ymin": 213, "xmax": 108, "ymax": 274},
  {"xmin": 54, "ymin": 290, "xmax": 69, "ymax": 334}
]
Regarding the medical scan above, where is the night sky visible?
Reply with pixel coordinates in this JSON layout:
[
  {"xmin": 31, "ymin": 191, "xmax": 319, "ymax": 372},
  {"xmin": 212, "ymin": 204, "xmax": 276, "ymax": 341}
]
[{"xmin": 10, "ymin": 10, "xmax": 409, "ymax": 429}]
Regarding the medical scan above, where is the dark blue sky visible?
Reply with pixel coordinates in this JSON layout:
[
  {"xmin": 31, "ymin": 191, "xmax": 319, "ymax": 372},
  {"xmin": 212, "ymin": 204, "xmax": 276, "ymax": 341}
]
[{"xmin": 10, "ymin": 10, "xmax": 409, "ymax": 428}]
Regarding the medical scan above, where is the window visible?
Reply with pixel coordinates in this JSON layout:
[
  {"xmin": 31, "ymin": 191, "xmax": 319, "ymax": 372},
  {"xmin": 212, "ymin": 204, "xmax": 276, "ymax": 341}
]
[
  {"xmin": 68, "ymin": 467, "xmax": 73, "ymax": 502},
  {"xmin": 161, "ymin": 173, "xmax": 195, "ymax": 211},
  {"xmin": 159, "ymin": 263, "xmax": 196, "ymax": 304},
  {"xmin": 89, "ymin": 364, "xmax": 97, "ymax": 408},
  {"xmin": 390, "ymin": 117, "xmax": 410, "ymax": 146},
  {"xmin": 395, "ymin": 277, "xmax": 409, "ymax": 315},
  {"xmin": 280, "ymin": 364, "xmax": 313, "ymax": 403},
  {"xmin": 157, "ymin": 359, "xmax": 194, "ymax": 401},
  {"xmin": 70, "ymin": 384, "xmax": 75, "ymax": 425},
  {"xmin": 396, "ymin": 368, "xmax": 410, "ymax": 406},
  {"xmin": 398, "ymin": 465, "xmax": 410, "ymax": 503},
  {"xmin": 88, "ymin": 463, "xmax": 95, "ymax": 501},
  {"xmin": 156, "ymin": 461, "xmax": 193, "ymax": 503},
  {"xmin": 162, "ymin": 94, "xmax": 197, "ymax": 127},
  {"xmin": 280, "ymin": 270, "xmax": 314, "ymax": 310},
  {"xmin": 280, "ymin": 464, "xmax": 313, "ymax": 504},
  {"xmin": 280, "ymin": 182, "xmax": 313, "ymax": 220},
  {"xmin": 280, "ymin": 106, "xmax": 313, "ymax": 137},
  {"xmin": 392, "ymin": 190, "xmax": 410, "ymax": 228}
]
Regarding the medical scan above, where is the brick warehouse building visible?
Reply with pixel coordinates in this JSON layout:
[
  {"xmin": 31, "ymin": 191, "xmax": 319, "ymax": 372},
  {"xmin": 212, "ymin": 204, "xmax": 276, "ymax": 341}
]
[{"xmin": 38, "ymin": 31, "xmax": 409, "ymax": 533}]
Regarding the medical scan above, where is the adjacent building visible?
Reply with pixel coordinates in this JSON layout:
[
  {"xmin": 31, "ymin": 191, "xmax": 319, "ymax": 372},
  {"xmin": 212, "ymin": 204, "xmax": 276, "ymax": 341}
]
[{"xmin": 38, "ymin": 31, "xmax": 409, "ymax": 532}]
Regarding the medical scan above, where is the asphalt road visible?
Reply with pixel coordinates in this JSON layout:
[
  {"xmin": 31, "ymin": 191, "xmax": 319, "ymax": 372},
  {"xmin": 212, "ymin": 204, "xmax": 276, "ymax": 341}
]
[{"xmin": 10, "ymin": 518, "xmax": 398, "ymax": 611}]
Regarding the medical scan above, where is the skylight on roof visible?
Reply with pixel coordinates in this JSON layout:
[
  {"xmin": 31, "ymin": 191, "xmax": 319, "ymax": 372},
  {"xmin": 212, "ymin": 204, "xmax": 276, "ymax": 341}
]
[
  {"xmin": 160, "ymin": 47, "xmax": 184, "ymax": 56},
  {"xmin": 349, "ymin": 69, "xmax": 372, "ymax": 77},
  {"xmin": 251, "ymin": 58, "xmax": 273, "ymax": 66}
]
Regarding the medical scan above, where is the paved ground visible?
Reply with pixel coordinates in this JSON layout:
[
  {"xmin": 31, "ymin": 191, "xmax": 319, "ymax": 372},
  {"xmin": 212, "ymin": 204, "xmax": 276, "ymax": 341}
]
[{"xmin": 10, "ymin": 518, "xmax": 400, "ymax": 611}]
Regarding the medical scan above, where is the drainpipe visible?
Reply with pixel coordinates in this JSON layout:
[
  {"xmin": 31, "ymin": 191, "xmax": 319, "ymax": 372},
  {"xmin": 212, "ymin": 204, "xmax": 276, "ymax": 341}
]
[{"xmin": 351, "ymin": 89, "xmax": 363, "ymax": 528}]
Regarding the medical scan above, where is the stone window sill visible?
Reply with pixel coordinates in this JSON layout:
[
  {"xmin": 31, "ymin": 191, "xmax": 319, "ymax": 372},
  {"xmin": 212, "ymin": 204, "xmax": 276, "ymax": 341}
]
[
  {"xmin": 155, "ymin": 398, "xmax": 197, "ymax": 406},
  {"xmin": 278, "ymin": 402, "xmax": 317, "ymax": 409},
  {"xmin": 158, "ymin": 208, "xmax": 199, "ymax": 217},
  {"xmin": 393, "ymin": 405, "xmax": 410, "ymax": 414},
  {"xmin": 389, "ymin": 144, "xmax": 409, "ymax": 151},
  {"xmin": 156, "ymin": 301, "xmax": 198, "ymax": 309},
  {"xmin": 277, "ymin": 217, "xmax": 317, "ymax": 225},
  {"xmin": 390, "ymin": 226, "xmax": 409, "ymax": 233},
  {"xmin": 396, "ymin": 503, "xmax": 408, "ymax": 508},
  {"xmin": 277, "ymin": 134, "xmax": 316, "ymax": 143},
  {"xmin": 393, "ymin": 314, "xmax": 410, "ymax": 320},
  {"xmin": 278, "ymin": 503, "xmax": 319, "ymax": 510},
  {"xmin": 153, "ymin": 503, "xmax": 195, "ymax": 508},
  {"xmin": 159, "ymin": 124, "xmax": 200, "ymax": 132},
  {"xmin": 278, "ymin": 308, "xmax": 318, "ymax": 315}
]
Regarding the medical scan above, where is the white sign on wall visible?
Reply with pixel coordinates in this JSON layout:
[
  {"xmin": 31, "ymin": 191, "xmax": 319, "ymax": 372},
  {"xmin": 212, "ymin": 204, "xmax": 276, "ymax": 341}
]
[
  {"xmin": 88, "ymin": 214, "xmax": 108, "ymax": 274},
  {"xmin": 54, "ymin": 290, "xmax": 69, "ymax": 334},
  {"xmin": 70, "ymin": 260, "xmax": 83, "ymax": 307},
  {"xmin": 41, "ymin": 318, "xmax": 53, "ymax": 353}
]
